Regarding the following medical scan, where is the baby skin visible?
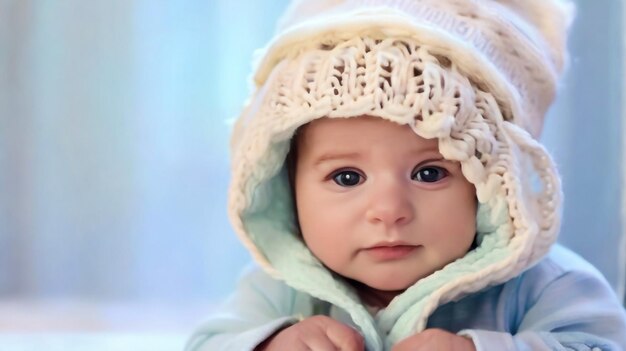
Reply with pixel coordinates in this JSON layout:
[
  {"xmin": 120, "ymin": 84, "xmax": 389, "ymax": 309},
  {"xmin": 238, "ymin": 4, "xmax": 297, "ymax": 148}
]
[{"xmin": 258, "ymin": 116, "xmax": 477, "ymax": 351}]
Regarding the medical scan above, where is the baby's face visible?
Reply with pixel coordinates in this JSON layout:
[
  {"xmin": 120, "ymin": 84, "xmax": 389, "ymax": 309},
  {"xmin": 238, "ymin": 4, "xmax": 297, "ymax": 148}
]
[{"xmin": 294, "ymin": 116, "xmax": 476, "ymax": 292}]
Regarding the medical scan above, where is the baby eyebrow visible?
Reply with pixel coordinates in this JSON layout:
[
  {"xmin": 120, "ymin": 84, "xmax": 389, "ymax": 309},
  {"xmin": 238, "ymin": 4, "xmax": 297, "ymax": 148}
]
[
  {"xmin": 311, "ymin": 153, "xmax": 448, "ymax": 168},
  {"xmin": 417, "ymin": 157, "xmax": 445, "ymax": 166},
  {"xmin": 312, "ymin": 152, "xmax": 362, "ymax": 166}
]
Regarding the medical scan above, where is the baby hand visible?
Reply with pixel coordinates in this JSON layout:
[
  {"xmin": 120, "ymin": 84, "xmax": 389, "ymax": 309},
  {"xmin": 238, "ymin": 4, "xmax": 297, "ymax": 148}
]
[
  {"xmin": 255, "ymin": 315, "xmax": 365, "ymax": 351},
  {"xmin": 392, "ymin": 328, "xmax": 477, "ymax": 351}
]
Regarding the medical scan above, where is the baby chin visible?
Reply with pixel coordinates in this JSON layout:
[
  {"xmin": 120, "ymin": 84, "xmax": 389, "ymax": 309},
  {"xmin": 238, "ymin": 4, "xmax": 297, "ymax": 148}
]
[{"xmin": 351, "ymin": 261, "xmax": 432, "ymax": 292}]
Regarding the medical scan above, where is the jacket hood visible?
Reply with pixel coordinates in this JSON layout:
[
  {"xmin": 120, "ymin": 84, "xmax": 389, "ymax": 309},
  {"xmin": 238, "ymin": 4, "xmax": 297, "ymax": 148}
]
[{"xmin": 227, "ymin": 1, "xmax": 572, "ymax": 349}]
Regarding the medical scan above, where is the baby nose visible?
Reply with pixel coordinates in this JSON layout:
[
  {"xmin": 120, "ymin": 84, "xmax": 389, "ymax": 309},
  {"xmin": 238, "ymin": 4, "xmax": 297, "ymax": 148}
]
[{"xmin": 365, "ymin": 178, "xmax": 415, "ymax": 226}]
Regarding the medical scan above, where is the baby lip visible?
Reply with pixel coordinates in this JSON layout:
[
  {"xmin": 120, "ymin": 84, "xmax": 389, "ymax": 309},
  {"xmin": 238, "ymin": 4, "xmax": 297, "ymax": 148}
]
[
  {"xmin": 363, "ymin": 242, "xmax": 419, "ymax": 260},
  {"xmin": 367, "ymin": 241, "xmax": 416, "ymax": 249}
]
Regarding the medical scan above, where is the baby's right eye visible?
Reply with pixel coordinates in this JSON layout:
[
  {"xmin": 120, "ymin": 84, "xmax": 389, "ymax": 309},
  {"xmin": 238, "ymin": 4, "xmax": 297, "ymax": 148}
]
[{"xmin": 331, "ymin": 170, "xmax": 363, "ymax": 187}]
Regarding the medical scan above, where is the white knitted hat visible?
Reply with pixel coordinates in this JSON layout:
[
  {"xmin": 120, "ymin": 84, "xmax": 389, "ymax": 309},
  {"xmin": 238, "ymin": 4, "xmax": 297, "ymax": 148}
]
[
  {"xmin": 247, "ymin": 0, "xmax": 575, "ymax": 139},
  {"xmin": 227, "ymin": 1, "xmax": 574, "ymax": 349}
]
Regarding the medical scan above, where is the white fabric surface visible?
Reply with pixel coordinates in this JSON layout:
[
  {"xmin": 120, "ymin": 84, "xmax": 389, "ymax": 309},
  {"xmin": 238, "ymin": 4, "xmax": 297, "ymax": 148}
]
[
  {"xmin": 0, "ymin": 333, "xmax": 186, "ymax": 351},
  {"xmin": 0, "ymin": 300, "xmax": 208, "ymax": 351}
]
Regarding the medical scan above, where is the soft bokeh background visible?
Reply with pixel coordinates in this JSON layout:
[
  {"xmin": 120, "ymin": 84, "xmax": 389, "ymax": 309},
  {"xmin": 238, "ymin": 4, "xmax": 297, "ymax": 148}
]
[{"xmin": 0, "ymin": 0, "xmax": 624, "ymax": 349}]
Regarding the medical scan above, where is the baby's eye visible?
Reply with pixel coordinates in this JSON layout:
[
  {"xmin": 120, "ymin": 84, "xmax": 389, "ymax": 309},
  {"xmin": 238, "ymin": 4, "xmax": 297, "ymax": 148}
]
[
  {"xmin": 411, "ymin": 166, "xmax": 448, "ymax": 183},
  {"xmin": 331, "ymin": 170, "xmax": 364, "ymax": 187}
]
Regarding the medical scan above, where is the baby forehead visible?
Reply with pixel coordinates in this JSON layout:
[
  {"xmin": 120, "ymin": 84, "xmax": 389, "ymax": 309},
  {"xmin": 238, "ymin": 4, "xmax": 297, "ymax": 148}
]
[
  {"xmin": 295, "ymin": 116, "xmax": 441, "ymax": 155},
  {"xmin": 297, "ymin": 115, "xmax": 434, "ymax": 141}
]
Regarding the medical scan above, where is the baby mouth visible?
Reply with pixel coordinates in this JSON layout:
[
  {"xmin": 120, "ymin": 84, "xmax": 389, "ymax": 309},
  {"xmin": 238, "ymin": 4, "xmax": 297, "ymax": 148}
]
[{"xmin": 363, "ymin": 244, "xmax": 420, "ymax": 260}]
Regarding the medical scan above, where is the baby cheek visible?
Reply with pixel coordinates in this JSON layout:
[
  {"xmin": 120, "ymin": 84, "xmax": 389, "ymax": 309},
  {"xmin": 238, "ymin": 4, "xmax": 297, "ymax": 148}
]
[
  {"xmin": 300, "ymin": 221, "xmax": 345, "ymax": 263},
  {"xmin": 433, "ymin": 197, "xmax": 476, "ymax": 250},
  {"xmin": 451, "ymin": 207, "xmax": 477, "ymax": 251}
]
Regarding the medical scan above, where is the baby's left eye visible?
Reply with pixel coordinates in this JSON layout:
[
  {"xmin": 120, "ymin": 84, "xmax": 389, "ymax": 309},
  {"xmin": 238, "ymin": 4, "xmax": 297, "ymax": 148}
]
[{"xmin": 411, "ymin": 166, "xmax": 448, "ymax": 183}]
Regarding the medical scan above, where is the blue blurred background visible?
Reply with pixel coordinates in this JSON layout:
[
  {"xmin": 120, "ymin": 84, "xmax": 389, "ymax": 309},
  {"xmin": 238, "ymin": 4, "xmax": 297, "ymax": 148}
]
[{"xmin": 0, "ymin": 0, "xmax": 623, "ymax": 340}]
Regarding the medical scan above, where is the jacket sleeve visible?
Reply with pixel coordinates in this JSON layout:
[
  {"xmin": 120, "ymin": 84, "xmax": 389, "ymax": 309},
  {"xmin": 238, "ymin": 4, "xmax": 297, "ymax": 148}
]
[
  {"xmin": 185, "ymin": 265, "xmax": 303, "ymax": 351},
  {"xmin": 458, "ymin": 267, "xmax": 626, "ymax": 350}
]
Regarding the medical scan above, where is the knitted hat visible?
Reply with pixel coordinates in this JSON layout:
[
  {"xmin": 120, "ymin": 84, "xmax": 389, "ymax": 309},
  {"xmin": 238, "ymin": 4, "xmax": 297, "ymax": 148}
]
[{"xmin": 228, "ymin": 1, "xmax": 574, "ymax": 349}]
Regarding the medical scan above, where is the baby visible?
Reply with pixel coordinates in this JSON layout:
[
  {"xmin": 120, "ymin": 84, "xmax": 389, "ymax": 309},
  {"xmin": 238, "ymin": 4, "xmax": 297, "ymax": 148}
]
[{"xmin": 187, "ymin": 0, "xmax": 626, "ymax": 350}]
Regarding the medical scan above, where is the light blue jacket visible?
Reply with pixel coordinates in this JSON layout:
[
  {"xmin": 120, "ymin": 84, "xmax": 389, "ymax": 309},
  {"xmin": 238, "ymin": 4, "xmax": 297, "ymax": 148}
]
[{"xmin": 186, "ymin": 245, "xmax": 626, "ymax": 350}]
